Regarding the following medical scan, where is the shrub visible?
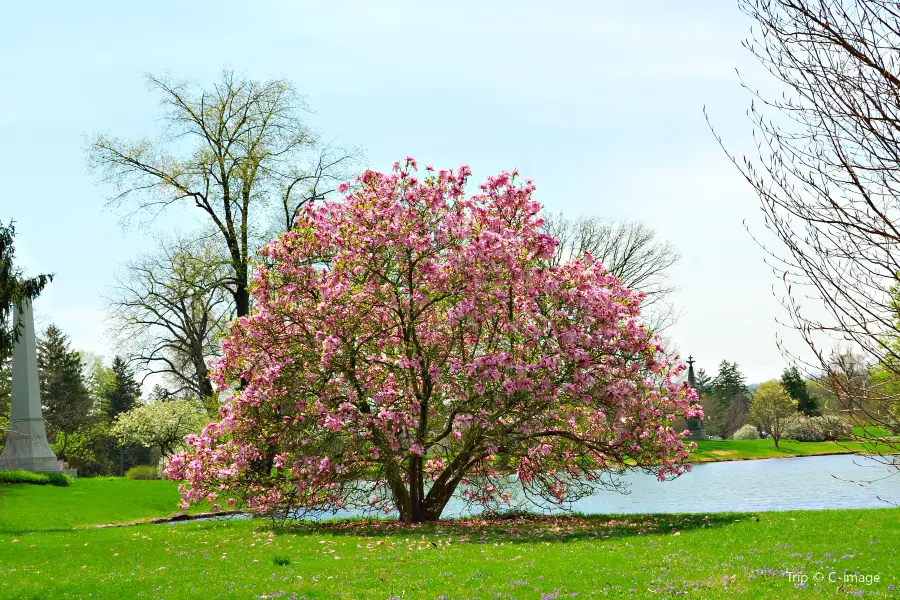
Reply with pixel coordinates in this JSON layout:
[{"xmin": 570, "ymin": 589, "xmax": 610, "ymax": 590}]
[
  {"xmin": 125, "ymin": 465, "xmax": 160, "ymax": 480},
  {"xmin": 782, "ymin": 418, "xmax": 826, "ymax": 442},
  {"xmin": 46, "ymin": 473, "xmax": 72, "ymax": 486},
  {"xmin": 0, "ymin": 470, "xmax": 48, "ymax": 484},
  {"xmin": 732, "ymin": 424, "xmax": 760, "ymax": 440},
  {"xmin": 0, "ymin": 470, "xmax": 72, "ymax": 486},
  {"xmin": 811, "ymin": 415, "xmax": 852, "ymax": 441}
]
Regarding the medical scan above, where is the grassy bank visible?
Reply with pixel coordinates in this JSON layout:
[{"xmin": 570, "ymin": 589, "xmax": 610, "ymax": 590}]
[
  {"xmin": 0, "ymin": 478, "xmax": 898, "ymax": 598},
  {"xmin": 0, "ymin": 478, "xmax": 205, "ymax": 533},
  {"xmin": 691, "ymin": 438, "xmax": 888, "ymax": 462}
]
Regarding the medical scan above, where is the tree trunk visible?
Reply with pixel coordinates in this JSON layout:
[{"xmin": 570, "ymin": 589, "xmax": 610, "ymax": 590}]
[
  {"xmin": 394, "ymin": 478, "xmax": 457, "ymax": 523},
  {"xmin": 234, "ymin": 280, "xmax": 250, "ymax": 318},
  {"xmin": 196, "ymin": 359, "xmax": 214, "ymax": 400}
]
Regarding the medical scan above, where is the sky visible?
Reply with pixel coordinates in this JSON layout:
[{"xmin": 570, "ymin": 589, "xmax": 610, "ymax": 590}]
[{"xmin": 0, "ymin": 1, "xmax": 805, "ymax": 385}]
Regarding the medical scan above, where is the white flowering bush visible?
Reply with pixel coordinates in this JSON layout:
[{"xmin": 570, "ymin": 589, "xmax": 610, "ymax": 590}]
[{"xmin": 732, "ymin": 424, "xmax": 760, "ymax": 440}]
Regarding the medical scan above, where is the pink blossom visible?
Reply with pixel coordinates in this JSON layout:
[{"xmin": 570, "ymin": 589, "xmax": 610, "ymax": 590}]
[{"xmin": 166, "ymin": 157, "xmax": 698, "ymax": 523}]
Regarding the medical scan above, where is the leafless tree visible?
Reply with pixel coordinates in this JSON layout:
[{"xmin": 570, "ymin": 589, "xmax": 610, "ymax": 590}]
[
  {"xmin": 90, "ymin": 69, "xmax": 360, "ymax": 318},
  {"xmin": 106, "ymin": 235, "xmax": 233, "ymax": 401},
  {"xmin": 713, "ymin": 0, "xmax": 900, "ymax": 466},
  {"xmin": 821, "ymin": 349, "xmax": 871, "ymax": 416},
  {"xmin": 541, "ymin": 214, "xmax": 681, "ymax": 332}
]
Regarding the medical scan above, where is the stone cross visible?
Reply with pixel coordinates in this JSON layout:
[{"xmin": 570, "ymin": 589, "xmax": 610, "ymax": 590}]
[
  {"xmin": 683, "ymin": 354, "xmax": 707, "ymax": 441},
  {"xmin": 0, "ymin": 299, "xmax": 62, "ymax": 472}
]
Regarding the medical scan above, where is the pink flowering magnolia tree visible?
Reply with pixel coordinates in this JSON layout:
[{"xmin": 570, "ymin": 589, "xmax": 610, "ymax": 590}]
[{"xmin": 165, "ymin": 158, "xmax": 702, "ymax": 523}]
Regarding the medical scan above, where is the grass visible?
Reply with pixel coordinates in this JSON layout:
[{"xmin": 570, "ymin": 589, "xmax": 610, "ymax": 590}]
[
  {"xmin": 0, "ymin": 507, "xmax": 897, "ymax": 598},
  {"xmin": 0, "ymin": 478, "xmax": 207, "ymax": 534},
  {"xmin": 691, "ymin": 438, "xmax": 891, "ymax": 462},
  {"xmin": 852, "ymin": 426, "xmax": 897, "ymax": 439},
  {"xmin": 0, "ymin": 478, "xmax": 898, "ymax": 598}
]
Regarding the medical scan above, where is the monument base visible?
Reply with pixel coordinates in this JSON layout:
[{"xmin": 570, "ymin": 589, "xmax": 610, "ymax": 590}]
[
  {"xmin": 684, "ymin": 419, "xmax": 708, "ymax": 441},
  {"xmin": 0, "ymin": 418, "xmax": 63, "ymax": 473}
]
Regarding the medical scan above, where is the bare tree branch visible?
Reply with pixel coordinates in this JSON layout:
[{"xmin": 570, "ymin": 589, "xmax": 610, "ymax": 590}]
[
  {"xmin": 89, "ymin": 69, "xmax": 363, "ymax": 318},
  {"xmin": 541, "ymin": 213, "xmax": 682, "ymax": 332},
  {"xmin": 714, "ymin": 0, "xmax": 900, "ymax": 471},
  {"xmin": 105, "ymin": 235, "xmax": 234, "ymax": 402}
]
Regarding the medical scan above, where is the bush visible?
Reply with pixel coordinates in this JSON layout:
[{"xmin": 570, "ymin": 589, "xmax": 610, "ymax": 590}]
[
  {"xmin": 731, "ymin": 424, "xmax": 760, "ymax": 440},
  {"xmin": 0, "ymin": 470, "xmax": 72, "ymax": 486},
  {"xmin": 811, "ymin": 415, "xmax": 852, "ymax": 441},
  {"xmin": 46, "ymin": 472, "xmax": 73, "ymax": 486},
  {"xmin": 124, "ymin": 465, "xmax": 160, "ymax": 480},
  {"xmin": 783, "ymin": 418, "xmax": 826, "ymax": 442}
]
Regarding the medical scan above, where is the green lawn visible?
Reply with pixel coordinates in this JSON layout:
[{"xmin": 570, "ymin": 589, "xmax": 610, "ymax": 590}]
[
  {"xmin": 0, "ymin": 478, "xmax": 204, "ymax": 534},
  {"xmin": 691, "ymin": 438, "xmax": 889, "ymax": 462},
  {"xmin": 0, "ymin": 478, "xmax": 898, "ymax": 598},
  {"xmin": 852, "ymin": 426, "xmax": 896, "ymax": 438}
]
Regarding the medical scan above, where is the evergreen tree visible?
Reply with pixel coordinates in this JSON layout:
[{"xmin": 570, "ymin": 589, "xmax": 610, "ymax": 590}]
[
  {"xmin": 781, "ymin": 366, "xmax": 819, "ymax": 416},
  {"xmin": 37, "ymin": 325, "xmax": 93, "ymax": 460},
  {"xmin": 708, "ymin": 360, "xmax": 751, "ymax": 438},
  {"xmin": 103, "ymin": 357, "xmax": 141, "ymax": 420},
  {"xmin": 694, "ymin": 368, "xmax": 713, "ymax": 396},
  {"xmin": 0, "ymin": 221, "xmax": 53, "ymax": 357},
  {"xmin": 102, "ymin": 356, "xmax": 147, "ymax": 475},
  {"xmin": 150, "ymin": 384, "xmax": 172, "ymax": 402}
]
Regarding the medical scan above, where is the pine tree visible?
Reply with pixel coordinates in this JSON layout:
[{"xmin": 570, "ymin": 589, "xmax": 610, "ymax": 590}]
[
  {"xmin": 102, "ymin": 356, "xmax": 147, "ymax": 475},
  {"xmin": 708, "ymin": 360, "xmax": 751, "ymax": 438},
  {"xmin": 0, "ymin": 221, "xmax": 53, "ymax": 357},
  {"xmin": 150, "ymin": 384, "xmax": 172, "ymax": 402},
  {"xmin": 781, "ymin": 366, "xmax": 819, "ymax": 416},
  {"xmin": 103, "ymin": 357, "xmax": 141, "ymax": 420},
  {"xmin": 37, "ymin": 325, "xmax": 93, "ymax": 460},
  {"xmin": 694, "ymin": 368, "xmax": 713, "ymax": 396}
]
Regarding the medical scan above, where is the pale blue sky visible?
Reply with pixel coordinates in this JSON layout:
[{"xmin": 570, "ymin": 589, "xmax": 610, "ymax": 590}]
[{"xmin": 1, "ymin": 1, "xmax": 799, "ymax": 384}]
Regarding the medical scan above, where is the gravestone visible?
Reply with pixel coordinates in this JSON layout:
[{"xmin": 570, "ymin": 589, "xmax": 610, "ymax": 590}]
[
  {"xmin": 684, "ymin": 355, "xmax": 708, "ymax": 441},
  {"xmin": 0, "ymin": 299, "xmax": 64, "ymax": 473}
]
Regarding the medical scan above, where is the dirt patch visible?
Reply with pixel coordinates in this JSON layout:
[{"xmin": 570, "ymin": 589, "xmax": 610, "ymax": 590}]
[{"xmin": 710, "ymin": 450, "xmax": 739, "ymax": 456}]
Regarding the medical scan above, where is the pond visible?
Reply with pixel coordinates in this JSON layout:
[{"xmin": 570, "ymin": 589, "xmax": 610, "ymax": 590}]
[
  {"xmin": 169, "ymin": 454, "xmax": 900, "ymax": 524},
  {"xmin": 437, "ymin": 453, "xmax": 899, "ymax": 516},
  {"xmin": 566, "ymin": 453, "xmax": 899, "ymax": 514}
]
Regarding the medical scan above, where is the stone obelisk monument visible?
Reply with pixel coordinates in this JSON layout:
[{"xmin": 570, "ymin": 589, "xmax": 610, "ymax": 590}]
[
  {"xmin": 685, "ymin": 355, "xmax": 708, "ymax": 441},
  {"xmin": 0, "ymin": 299, "xmax": 62, "ymax": 472}
]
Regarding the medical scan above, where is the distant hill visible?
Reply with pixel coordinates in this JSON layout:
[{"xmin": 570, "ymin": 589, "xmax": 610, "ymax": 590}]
[{"xmin": 747, "ymin": 383, "xmax": 760, "ymax": 392}]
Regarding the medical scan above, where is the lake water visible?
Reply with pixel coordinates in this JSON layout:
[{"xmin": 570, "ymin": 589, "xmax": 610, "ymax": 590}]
[
  {"xmin": 170, "ymin": 454, "xmax": 900, "ymax": 524},
  {"xmin": 567, "ymin": 453, "xmax": 899, "ymax": 514},
  {"xmin": 435, "ymin": 453, "xmax": 900, "ymax": 516}
]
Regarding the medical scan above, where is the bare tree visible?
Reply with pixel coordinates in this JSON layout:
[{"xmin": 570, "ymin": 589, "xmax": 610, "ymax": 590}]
[
  {"xmin": 541, "ymin": 214, "xmax": 681, "ymax": 331},
  {"xmin": 106, "ymin": 235, "xmax": 233, "ymax": 401},
  {"xmin": 90, "ymin": 69, "xmax": 360, "ymax": 318},
  {"xmin": 713, "ymin": 0, "xmax": 900, "ymax": 465},
  {"xmin": 821, "ymin": 349, "xmax": 871, "ymax": 417}
]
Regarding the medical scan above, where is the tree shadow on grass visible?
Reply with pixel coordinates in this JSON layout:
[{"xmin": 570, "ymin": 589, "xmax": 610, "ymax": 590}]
[{"xmin": 274, "ymin": 511, "xmax": 753, "ymax": 545}]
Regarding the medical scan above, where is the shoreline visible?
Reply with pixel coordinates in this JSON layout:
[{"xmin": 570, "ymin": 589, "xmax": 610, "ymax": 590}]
[{"xmin": 689, "ymin": 438, "xmax": 894, "ymax": 464}]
